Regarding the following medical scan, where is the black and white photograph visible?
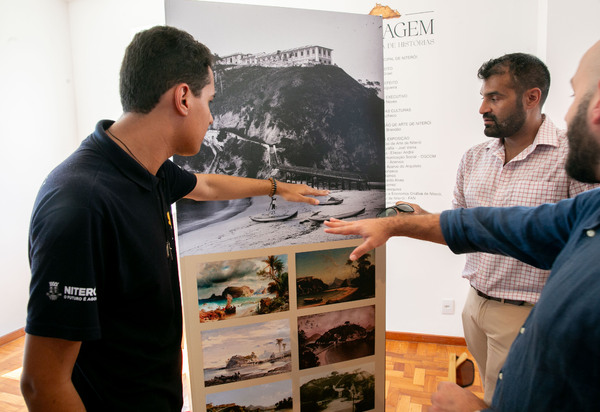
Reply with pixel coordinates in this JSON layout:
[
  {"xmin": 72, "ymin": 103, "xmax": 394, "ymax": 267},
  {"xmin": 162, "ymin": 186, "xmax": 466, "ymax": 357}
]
[
  {"xmin": 206, "ymin": 379, "xmax": 293, "ymax": 412},
  {"xmin": 201, "ymin": 319, "xmax": 292, "ymax": 387},
  {"xmin": 168, "ymin": 1, "xmax": 385, "ymax": 255},
  {"xmin": 298, "ymin": 305, "xmax": 375, "ymax": 370},
  {"xmin": 196, "ymin": 254, "xmax": 290, "ymax": 323},
  {"xmin": 300, "ymin": 363, "xmax": 375, "ymax": 412},
  {"xmin": 296, "ymin": 247, "xmax": 376, "ymax": 308}
]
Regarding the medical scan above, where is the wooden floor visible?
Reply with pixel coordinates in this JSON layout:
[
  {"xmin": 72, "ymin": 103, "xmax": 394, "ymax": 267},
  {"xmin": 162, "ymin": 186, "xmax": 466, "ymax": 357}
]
[
  {"xmin": 385, "ymin": 339, "xmax": 483, "ymax": 411},
  {"xmin": 0, "ymin": 336, "xmax": 26, "ymax": 412},
  {"xmin": 0, "ymin": 335, "xmax": 483, "ymax": 411}
]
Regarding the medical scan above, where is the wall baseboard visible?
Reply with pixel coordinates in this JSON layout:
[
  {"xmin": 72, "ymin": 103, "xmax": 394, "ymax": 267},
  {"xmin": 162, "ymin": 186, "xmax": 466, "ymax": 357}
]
[
  {"xmin": 3, "ymin": 329, "xmax": 465, "ymax": 347},
  {"xmin": 0, "ymin": 328, "xmax": 25, "ymax": 346},
  {"xmin": 386, "ymin": 331, "xmax": 466, "ymax": 346}
]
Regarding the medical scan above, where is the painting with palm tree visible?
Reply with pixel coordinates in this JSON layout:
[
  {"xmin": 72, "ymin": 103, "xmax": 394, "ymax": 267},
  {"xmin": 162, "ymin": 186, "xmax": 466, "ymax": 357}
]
[
  {"xmin": 202, "ymin": 319, "xmax": 292, "ymax": 387},
  {"xmin": 196, "ymin": 254, "xmax": 289, "ymax": 322},
  {"xmin": 296, "ymin": 247, "xmax": 375, "ymax": 308}
]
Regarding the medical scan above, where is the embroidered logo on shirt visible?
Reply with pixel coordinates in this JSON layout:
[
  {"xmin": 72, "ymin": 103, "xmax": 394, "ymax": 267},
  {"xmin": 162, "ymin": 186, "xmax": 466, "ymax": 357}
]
[
  {"xmin": 46, "ymin": 281, "xmax": 62, "ymax": 301},
  {"xmin": 46, "ymin": 281, "xmax": 97, "ymax": 302}
]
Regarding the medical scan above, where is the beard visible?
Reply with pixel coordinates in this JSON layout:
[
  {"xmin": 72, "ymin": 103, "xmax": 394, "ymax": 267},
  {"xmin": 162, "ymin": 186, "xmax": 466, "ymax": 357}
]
[
  {"xmin": 483, "ymin": 99, "xmax": 527, "ymax": 138},
  {"xmin": 565, "ymin": 93, "xmax": 600, "ymax": 184}
]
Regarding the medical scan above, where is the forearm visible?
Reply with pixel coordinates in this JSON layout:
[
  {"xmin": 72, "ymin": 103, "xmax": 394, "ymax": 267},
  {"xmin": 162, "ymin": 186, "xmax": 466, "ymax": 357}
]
[
  {"xmin": 21, "ymin": 334, "xmax": 84, "ymax": 412},
  {"xmin": 390, "ymin": 213, "xmax": 446, "ymax": 245},
  {"xmin": 186, "ymin": 174, "xmax": 328, "ymax": 204},
  {"xmin": 186, "ymin": 174, "xmax": 273, "ymax": 201},
  {"xmin": 324, "ymin": 212, "xmax": 446, "ymax": 260},
  {"xmin": 21, "ymin": 379, "xmax": 85, "ymax": 412}
]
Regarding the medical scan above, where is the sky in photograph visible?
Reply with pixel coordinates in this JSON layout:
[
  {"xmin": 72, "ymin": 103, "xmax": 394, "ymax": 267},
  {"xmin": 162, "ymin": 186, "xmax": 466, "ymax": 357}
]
[
  {"xmin": 206, "ymin": 379, "xmax": 292, "ymax": 407},
  {"xmin": 166, "ymin": 0, "xmax": 384, "ymax": 83},
  {"xmin": 298, "ymin": 305, "xmax": 375, "ymax": 337},
  {"xmin": 296, "ymin": 246, "xmax": 375, "ymax": 284},
  {"xmin": 299, "ymin": 361, "xmax": 375, "ymax": 385},
  {"xmin": 196, "ymin": 255, "xmax": 288, "ymax": 298},
  {"xmin": 201, "ymin": 318, "xmax": 291, "ymax": 368}
]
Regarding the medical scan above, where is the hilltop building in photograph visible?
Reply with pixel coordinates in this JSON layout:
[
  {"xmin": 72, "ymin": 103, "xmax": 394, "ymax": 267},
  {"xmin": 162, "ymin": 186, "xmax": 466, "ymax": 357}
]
[{"xmin": 217, "ymin": 45, "xmax": 333, "ymax": 68}]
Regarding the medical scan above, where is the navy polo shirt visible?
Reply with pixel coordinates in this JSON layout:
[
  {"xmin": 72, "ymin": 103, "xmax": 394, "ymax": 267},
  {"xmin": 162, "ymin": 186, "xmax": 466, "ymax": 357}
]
[
  {"xmin": 441, "ymin": 188, "xmax": 600, "ymax": 411},
  {"xmin": 27, "ymin": 120, "xmax": 197, "ymax": 411}
]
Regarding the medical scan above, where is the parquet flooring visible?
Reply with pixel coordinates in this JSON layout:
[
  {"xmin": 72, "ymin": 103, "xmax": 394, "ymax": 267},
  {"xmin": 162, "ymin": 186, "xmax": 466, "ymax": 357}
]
[
  {"xmin": 0, "ymin": 335, "xmax": 483, "ymax": 411},
  {"xmin": 385, "ymin": 339, "xmax": 483, "ymax": 411},
  {"xmin": 0, "ymin": 336, "xmax": 26, "ymax": 412}
]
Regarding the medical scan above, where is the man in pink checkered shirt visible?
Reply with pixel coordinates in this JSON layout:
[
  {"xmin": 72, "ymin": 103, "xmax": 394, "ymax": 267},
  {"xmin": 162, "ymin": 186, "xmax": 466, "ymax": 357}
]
[{"xmin": 453, "ymin": 52, "xmax": 599, "ymax": 404}]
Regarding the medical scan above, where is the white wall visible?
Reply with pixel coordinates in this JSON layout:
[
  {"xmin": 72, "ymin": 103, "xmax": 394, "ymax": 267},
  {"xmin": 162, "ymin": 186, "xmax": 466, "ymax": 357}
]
[
  {"xmin": 544, "ymin": 0, "xmax": 600, "ymax": 129},
  {"xmin": 67, "ymin": 0, "xmax": 166, "ymax": 137},
  {"xmin": 2, "ymin": 0, "xmax": 599, "ymax": 339},
  {"xmin": 0, "ymin": 0, "xmax": 78, "ymax": 337}
]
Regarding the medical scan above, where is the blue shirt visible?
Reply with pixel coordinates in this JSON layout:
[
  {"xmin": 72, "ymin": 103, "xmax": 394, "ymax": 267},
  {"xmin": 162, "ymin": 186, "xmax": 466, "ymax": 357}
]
[{"xmin": 441, "ymin": 188, "xmax": 600, "ymax": 411}]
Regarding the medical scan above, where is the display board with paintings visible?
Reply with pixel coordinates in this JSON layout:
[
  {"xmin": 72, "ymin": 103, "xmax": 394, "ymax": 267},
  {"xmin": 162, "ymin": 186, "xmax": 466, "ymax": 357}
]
[{"xmin": 166, "ymin": 1, "xmax": 386, "ymax": 410}]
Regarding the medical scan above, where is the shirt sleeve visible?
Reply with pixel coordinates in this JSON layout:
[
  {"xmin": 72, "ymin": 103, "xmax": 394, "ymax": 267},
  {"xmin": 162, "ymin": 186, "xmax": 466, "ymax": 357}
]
[
  {"xmin": 440, "ymin": 199, "xmax": 575, "ymax": 270},
  {"xmin": 27, "ymin": 202, "xmax": 103, "ymax": 341},
  {"xmin": 161, "ymin": 160, "xmax": 198, "ymax": 204}
]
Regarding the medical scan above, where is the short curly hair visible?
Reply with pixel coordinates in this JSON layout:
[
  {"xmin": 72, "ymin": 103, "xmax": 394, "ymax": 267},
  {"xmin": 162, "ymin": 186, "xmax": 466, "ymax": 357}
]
[
  {"xmin": 478, "ymin": 53, "xmax": 551, "ymax": 107},
  {"xmin": 119, "ymin": 25, "xmax": 213, "ymax": 114}
]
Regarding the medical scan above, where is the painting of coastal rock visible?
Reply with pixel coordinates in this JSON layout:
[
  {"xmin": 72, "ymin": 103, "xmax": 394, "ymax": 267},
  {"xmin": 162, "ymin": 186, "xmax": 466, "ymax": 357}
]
[
  {"xmin": 298, "ymin": 305, "xmax": 375, "ymax": 370},
  {"xmin": 300, "ymin": 363, "xmax": 375, "ymax": 411},
  {"xmin": 202, "ymin": 319, "xmax": 292, "ymax": 386},
  {"xmin": 206, "ymin": 380, "xmax": 293, "ymax": 412},
  {"xmin": 296, "ymin": 247, "xmax": 375, "ymax": 308},
  {"xmin": 196, "ymin": 255, "xmax": 289, "ymax": 323}
]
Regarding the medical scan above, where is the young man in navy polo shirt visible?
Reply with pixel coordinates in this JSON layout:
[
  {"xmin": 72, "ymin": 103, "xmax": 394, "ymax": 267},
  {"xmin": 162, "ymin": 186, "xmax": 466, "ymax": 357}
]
[{"xmin": 21, "ymin": 26, "xmax": 326, "ymax": 412}]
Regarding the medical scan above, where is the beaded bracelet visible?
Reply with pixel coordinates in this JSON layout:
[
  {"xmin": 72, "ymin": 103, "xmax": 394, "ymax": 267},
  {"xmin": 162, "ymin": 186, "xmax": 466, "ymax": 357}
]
[{"xmin": 268, "ymin": 177, "xmax": 277, "ymax": 197}]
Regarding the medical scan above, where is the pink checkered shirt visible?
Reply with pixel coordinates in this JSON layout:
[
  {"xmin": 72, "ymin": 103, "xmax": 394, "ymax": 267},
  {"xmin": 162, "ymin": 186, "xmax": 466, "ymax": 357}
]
[{"xmin": 452, "ymin": 116, "xmax": 599, "ymax": 303}]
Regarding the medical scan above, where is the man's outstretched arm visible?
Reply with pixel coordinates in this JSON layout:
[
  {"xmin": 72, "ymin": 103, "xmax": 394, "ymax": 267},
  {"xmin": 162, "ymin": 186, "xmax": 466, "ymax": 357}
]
[
  {"xmin": 186, "ymin": 174, "xmax": 329, "ymax": 204},
  {"xmin": 324, "ymin": 213, "xmax": 446, "ymax": 260}
]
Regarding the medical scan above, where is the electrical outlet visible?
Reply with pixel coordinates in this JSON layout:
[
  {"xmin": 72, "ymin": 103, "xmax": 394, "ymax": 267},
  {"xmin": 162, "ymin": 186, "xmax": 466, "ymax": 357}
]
[{"xmin": 442, "ymin": 299, "xmax": 455, "ymax": 315}]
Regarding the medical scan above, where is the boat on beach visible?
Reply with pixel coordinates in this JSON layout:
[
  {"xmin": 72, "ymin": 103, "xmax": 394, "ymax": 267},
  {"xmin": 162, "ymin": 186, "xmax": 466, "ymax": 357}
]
[
  {"xmin": 250, "ymin": 210, "xmax": 298, "ymax": 222},
  {"xmin": 307, "ymin": 208, "xmax": 366, "ymax": 223},
  {"xmin": 318, "ymin": 196, "xmax": 343, "ymax": 206}
]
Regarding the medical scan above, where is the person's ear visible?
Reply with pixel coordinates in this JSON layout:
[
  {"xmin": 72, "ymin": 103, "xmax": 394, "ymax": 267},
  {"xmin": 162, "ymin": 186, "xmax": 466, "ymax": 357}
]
[
  {"xmin": 524, "ymin": 87, "xmax": 542, "ymax": 110},
  {"xmin": 174, "ymin": 84, "xmax": 191, "ymax": 115}
]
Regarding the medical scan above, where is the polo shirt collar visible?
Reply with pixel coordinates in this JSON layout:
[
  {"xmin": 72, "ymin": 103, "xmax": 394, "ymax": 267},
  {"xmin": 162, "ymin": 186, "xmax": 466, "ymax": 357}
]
[
  {"xmin": 484, "ymin": 115, "xmax": 560, "ymax": 162},
  {"xmin": 91, "ymin": 119, "xmax": 158, "ymax": 191}
]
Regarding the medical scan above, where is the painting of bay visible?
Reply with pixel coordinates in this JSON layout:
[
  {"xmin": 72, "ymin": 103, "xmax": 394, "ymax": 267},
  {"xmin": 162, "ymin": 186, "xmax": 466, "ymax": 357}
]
[
  {"xmin": 202, "ymin": 319, "xmax": 292, "ymax": 387},
  {"xmin": 196, "ymin": 255, "xmax": 289, "ymax": 323},
  {"xmin": 296, "ymin": 247, "xmax": 375, "ymax": 308},
  {"xmin": 298, "ymin": 305, "xmax": 375, "ymax": 370}
]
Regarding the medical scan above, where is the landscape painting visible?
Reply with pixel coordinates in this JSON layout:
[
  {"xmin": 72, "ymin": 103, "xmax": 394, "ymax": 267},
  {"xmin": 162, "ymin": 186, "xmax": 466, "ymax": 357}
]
[
  {"xmin": 300, "ymin": 363, "xmax": 375, "ymax": 412},
  {"xmin": 296, "ymin": 247, "xmax": 375, "ymax": 308},
  {"xmin": 298, "ymin": 305, "xmax": 375, "ymax": 370},
  {"xmin": 168, "ymin": 1, "xmax": 385, "ymax": 255},
  {"xmin": 206, "ymin": 380, "xmax": 293, "ymax": 412},
  {"xmin": 202, "ymin": 319, "xmax": 292, "ymax": 387},
  {"xmin": 196, "ymin": 255, "xmax": 289, "ymax": 323}
]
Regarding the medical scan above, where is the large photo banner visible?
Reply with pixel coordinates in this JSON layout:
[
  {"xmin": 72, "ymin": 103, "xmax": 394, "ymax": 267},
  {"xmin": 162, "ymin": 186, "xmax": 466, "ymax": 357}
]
[
  {"xmin": 166, "ymin": 1, "xmax": 386, "ymax": 411},
  {"xmin": 377, "ymin": 0, "xmax": 542, "ymax": 336}
]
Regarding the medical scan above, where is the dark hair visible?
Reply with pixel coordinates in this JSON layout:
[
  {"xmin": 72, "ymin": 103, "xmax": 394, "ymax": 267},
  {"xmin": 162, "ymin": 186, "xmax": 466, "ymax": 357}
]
[
  {"xmin": 478, "ymin": 53, "xmax": 551, "ymax": 107},
  {"xmin": 119, "ymin": 25, "xmax": 213, "ymax": 114}
]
